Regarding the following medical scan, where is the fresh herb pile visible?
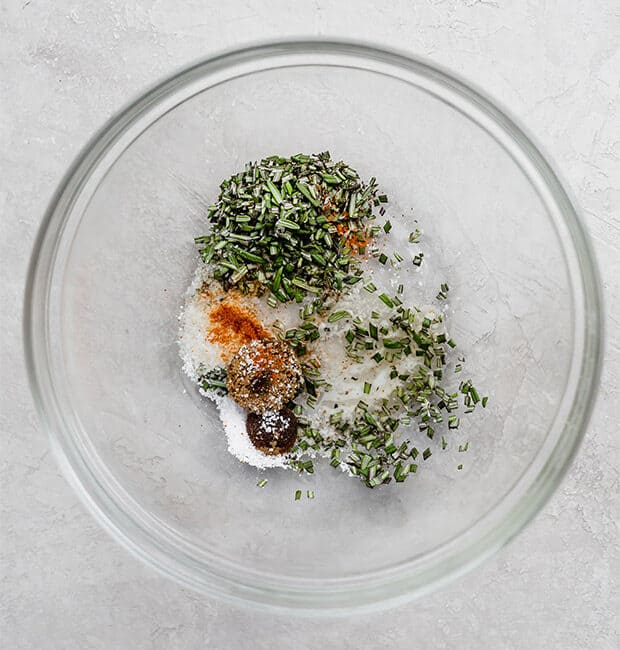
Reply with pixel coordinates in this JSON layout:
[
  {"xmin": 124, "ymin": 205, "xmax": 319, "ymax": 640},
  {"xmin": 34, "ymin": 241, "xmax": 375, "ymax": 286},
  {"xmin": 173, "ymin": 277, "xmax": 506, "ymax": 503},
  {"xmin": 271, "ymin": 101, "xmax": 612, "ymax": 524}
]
[
  {"xmin": 286, "ymin": 288, "xmax": 486, "ymax": 487},
  {"xmin": 195, "ymin": 152, "xmax": 378, "ymax": 305}
]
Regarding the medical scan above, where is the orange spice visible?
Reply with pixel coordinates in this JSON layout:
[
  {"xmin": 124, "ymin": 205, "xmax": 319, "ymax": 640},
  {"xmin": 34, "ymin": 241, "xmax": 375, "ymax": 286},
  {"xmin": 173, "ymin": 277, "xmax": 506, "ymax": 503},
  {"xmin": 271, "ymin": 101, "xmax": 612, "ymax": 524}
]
[
  {"xmin": 207, "ymin": 299, "xmax": 272, "ymax": 361},
  {"xmin": 321, "ymin": 194, "xmax": 372, "ymax": 254},
  {"xmin": 334, "ymin": 217, "xmax": 371, "ymax": 254}
]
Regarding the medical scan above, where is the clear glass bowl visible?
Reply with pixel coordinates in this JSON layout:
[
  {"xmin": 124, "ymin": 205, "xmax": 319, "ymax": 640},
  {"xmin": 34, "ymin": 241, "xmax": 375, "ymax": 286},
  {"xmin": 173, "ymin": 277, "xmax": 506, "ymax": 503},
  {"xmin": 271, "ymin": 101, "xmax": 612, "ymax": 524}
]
[{"xmin": 24, "ymin": 41, "xmax": 603, "ymax": 614}]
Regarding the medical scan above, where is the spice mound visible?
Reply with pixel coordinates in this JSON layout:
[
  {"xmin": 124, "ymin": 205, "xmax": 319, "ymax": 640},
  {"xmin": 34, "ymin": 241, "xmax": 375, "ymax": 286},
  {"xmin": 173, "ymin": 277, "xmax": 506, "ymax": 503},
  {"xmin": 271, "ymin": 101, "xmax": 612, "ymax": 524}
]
[
  {"xmin": 207, "ymin": 298, "xmax": 271, "ymax": 362},
  {"xmin": 246, "ymin": 408, "xmax": 298, "ymax": 455},
  {"xmin": 227, "ymin": 339, "xmax": 302, "ymax": 413}
]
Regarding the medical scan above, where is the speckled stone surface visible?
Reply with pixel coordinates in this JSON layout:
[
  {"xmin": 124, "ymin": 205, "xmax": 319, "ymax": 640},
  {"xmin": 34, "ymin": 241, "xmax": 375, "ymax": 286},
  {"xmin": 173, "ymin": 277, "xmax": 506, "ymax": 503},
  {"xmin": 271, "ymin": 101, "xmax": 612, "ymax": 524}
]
[{"xmin": 1, "ymin": 1, "xmax": 618, "ymax": 648}]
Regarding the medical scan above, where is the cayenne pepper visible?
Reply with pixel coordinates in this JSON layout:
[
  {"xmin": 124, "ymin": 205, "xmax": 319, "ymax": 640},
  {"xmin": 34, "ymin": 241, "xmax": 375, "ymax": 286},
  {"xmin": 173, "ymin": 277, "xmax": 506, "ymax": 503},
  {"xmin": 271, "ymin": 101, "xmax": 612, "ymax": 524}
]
[
  {"xmin": 322, "ymin": 196, "xmax": 371, "ymax": 254},
  {"xmin": 207, "ymin": 299, "xmax": 271, "ymax": 361}
]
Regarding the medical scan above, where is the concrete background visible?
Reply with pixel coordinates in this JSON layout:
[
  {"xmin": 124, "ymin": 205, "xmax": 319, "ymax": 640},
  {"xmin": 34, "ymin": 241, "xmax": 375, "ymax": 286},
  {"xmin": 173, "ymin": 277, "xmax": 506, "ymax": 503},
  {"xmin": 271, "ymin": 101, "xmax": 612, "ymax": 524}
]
[{"xmin": 1, "ymin": 1, "xmax": 618, "ymax": 648}]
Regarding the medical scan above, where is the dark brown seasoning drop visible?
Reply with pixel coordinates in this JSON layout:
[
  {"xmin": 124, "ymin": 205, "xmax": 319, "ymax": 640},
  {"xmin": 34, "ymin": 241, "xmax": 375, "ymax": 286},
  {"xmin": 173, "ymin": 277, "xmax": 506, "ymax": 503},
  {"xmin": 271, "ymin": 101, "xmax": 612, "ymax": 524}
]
[
  {"xmin": 246, "ymin": 408, "xmax": 298, "ymax": 455},
  {"xmin": 249, "ymin": 371, "xmax": 271, "ymax": 393}
]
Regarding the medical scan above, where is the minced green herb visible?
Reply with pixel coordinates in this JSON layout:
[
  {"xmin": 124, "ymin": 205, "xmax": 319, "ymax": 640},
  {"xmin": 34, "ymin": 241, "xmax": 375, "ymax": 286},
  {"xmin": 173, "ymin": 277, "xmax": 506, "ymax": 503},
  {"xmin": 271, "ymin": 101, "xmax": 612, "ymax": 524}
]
[
  {"xmin": 288, "ymin": 291, "xmax": 484, "ymax": 488},
  {"xmin": 195, "ymin": 152, "xmax": 379, "ymax": 304},
  {"xmin": 436, "ymin": 283, "xmax": 449, "ymax": 301},
  {"xmin": 198, "ymin": 367, "xmax": 228, "ymax": 395},
  {"xmin": 408, "ymin": 229, "xmax": 422, "ymax": 244}
]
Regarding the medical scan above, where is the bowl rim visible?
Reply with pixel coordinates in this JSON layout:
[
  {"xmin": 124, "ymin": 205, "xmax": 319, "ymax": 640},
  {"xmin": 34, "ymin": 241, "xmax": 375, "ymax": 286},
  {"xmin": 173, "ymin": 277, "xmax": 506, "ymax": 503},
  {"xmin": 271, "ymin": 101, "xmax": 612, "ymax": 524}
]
[{"xmin": 23, "ymin": 38, "xmax": 604, "ymax": 615}]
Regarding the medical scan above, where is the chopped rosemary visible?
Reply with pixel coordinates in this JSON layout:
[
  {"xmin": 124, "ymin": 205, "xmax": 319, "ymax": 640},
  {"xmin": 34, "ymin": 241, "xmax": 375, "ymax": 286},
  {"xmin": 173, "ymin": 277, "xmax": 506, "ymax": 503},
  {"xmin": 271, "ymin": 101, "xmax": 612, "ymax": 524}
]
[
  {"xmin": 328, "ymin": 310, "xmax": 351, "ymax": 323},
  {"xmin": 408, "ymin": 229, "xmax": 422, "ymax": 243},
  {"xmin": 196, "ymin": 152, "xmax": 380, "ymax": 304},
  {"xmin": 198, "ymin": 367, "xmax": 228, "ymax": 395},
  {"xmin": 378, "ymin": 293, "xmax": 394, "ymax": 308},
  {"xmin": 436, "ymin": 283, "xmax": 450, "ymax": 300},
  {"xmin": 286, "ymin": 286, "xmax": 484, "ymax": 488}
]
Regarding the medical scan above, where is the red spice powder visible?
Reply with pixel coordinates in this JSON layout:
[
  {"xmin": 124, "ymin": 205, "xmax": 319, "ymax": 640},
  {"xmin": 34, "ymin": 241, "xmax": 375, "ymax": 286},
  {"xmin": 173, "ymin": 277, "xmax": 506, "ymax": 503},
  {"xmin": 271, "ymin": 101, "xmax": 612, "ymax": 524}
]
[
  {"xmin": 207, "ymin": 299, "xmax": 271, "ymax": 361},
  {"xmin": 320, "ymin": 194, "xmax": 371, "ymax": 254},
  {"xmin": 335, "ymin": 221, "xmax": 371, "ymax": 253}
]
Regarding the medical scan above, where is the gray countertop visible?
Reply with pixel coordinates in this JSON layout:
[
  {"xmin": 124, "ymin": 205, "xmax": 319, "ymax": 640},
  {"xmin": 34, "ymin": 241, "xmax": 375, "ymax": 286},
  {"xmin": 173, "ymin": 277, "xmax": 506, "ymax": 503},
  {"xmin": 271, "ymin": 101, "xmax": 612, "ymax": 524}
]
[{"xmin": 1, "ymin": 1, "xmax": 618, "ymax": 648}]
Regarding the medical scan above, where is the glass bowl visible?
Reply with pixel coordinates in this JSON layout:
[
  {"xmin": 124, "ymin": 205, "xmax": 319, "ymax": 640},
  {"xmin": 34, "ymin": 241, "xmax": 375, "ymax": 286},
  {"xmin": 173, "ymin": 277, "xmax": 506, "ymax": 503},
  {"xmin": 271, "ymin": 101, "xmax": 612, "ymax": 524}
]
[{"xmin": 24, "ymin": 41, "xmax": 602, "ymax": 614}]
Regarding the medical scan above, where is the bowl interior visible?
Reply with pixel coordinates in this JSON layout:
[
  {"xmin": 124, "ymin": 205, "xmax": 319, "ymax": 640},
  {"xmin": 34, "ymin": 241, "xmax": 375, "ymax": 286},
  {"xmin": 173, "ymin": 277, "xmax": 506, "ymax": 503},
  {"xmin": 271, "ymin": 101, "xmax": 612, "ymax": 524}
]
[{"xmin": 51, "ymin": 60, "xmax": 575, "ymax": 586}]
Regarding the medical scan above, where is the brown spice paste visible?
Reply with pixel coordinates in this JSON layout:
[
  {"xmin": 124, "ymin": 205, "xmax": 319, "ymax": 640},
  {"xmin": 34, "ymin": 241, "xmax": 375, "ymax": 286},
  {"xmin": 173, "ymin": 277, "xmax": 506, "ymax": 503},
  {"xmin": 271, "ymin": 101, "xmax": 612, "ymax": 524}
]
[
  {"xmin": 246, "ymin": 408, "xmax": 298, "ymax": 455},
  {"xmin": 226, "ymin": 338, "xmax": 302, "ymax": 414}
]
